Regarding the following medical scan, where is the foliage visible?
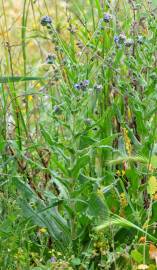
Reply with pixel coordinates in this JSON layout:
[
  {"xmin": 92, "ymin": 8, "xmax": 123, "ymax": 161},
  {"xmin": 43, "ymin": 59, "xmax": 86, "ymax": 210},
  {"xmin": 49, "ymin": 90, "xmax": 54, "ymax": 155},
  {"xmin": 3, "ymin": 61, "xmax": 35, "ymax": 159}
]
[{"xmin": 0, "ymin": 0, "xmax": 157, "ymax": 269}]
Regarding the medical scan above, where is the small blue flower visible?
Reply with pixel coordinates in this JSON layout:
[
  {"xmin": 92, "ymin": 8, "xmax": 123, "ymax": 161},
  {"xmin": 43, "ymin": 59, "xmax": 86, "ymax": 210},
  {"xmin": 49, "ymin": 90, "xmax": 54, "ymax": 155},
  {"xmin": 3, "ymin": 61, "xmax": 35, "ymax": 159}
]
[
  {"xmin": 103, "ymin": 13, "xmax": 112, "ymax": 23},
  {"xmin": 74, "ymin": 80, "xmax": 89, "ymax": 91},
  {"xmin": 53, "ymin": 105, "xmax": 61, "ymax": 114},
  {"xmin": 83, "ymin": 80, "xmax": 89, "ymax": 87},
  {"xmin": 114, "ymin": 35, "xmax": 119, "ymax": 44},
  {"xmin": 50, "ymin": 256, "xmax": 56, "ymax": 263},
  {"xmin": 41, "ymin": 16, "xmax": 52, "ymax": 26},
  {"xmin": 74, "ymin": 83, "xmax": 81, "ymax": 90}
]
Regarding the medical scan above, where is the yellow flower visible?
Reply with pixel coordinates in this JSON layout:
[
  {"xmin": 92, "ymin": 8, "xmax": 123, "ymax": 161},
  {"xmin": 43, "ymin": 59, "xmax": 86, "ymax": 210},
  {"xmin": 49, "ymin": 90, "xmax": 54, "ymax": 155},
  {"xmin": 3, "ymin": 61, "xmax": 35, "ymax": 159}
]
[
  {"xmin": 36, "ymin": 83, "xmax": 41, "ymax": 89},
  {"xmin": 28, "ymin": 95, "xmax": 33, "ymax": 102},
  {"xmin": 39, "ymin": 227, "xmax": 47, "ymax": 234},
  {"xmin": 120, "ymin": 192, "xmax": 128, "ymax": 208},
  {"xmin": 123, "ymin": 128, "xmax": 132, "ymax": 155}
]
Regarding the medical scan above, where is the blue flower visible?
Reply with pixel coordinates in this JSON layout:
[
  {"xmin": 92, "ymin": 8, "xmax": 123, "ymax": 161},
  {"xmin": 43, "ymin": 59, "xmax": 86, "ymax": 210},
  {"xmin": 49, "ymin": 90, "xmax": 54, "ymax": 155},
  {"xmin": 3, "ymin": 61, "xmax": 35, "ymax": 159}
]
[
  {"xmin": 103, "ymin": 13, "xmax": 112, "ymax": 22},
  {"xmin": 74, "ymin": 80, "xmax": 89, "ymax": 91},
  {"xmin": 114, "ymin": 35, "xmax": 119, "ymax": 44},
  {"xmin": 103, "ymin": 13, "xmax": 112, "ymax": 23},
  {"xmin": 50, "ymin": 256, "xmax": 56, "ymax": 263},
  {"xmin": 74, "ymin": 83, "xmax": 81, "ymax": 90},
  {"xmin": 53, "ymin": 105, "xmax": 61, "ymax": 114},
  {"xmin": 114, "ymin": 33, "xmax": 126, "ymax": 47},
  {"xmin": 82, "ymin": 80, "xmax": 89, "ymax": 87},
  {"xmin": 40, "ymin": 16, "xmax": 52, "ymax": 26}
]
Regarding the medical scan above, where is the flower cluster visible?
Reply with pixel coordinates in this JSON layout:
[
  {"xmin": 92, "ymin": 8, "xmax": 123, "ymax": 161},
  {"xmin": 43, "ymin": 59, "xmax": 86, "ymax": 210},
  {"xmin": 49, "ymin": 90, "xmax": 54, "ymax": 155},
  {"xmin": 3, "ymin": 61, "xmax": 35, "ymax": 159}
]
[
  {"xmin": 74, "ymin": 80, "xmax": 89, "ymax": 90},
  {"xmin": 114, "ymin": 33, "xmax": 144, "ymax": 48},
  {"xmin": 114, "ymin": 33, "xmax": 125, "ymax": 45},
  {"xmin": 123, "ymin": 128, "xmax": 132, "ymax": 155},
  {"xmin": 40, "ymin": 16, "xmax": 52, "ymax": 27}
]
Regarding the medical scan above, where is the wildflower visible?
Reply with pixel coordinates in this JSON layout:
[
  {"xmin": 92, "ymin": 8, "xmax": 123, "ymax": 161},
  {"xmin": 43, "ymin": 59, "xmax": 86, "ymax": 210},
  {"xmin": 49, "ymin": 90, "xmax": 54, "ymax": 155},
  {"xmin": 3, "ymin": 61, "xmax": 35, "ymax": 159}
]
[
  {"xmin": 40, "ymin": 16, "xmax": 52, "ymax": 26},
  {"xmin": 74, "ymin": 83, "xmax": 81, "ymax": 90},
  {"xmin": 82, "ymin": 80, "xmax": 89, "ymax": 88},
  {"xmin": 39, "ymin": 227, "xmax": 47, "ymax": 234},
  {"xmin": 53, "ymin": 105, "xmax": 61, "ymax": 114},
  {"xmin": 114, "ymin": 35, "xmax": 119, "ymax": 44},
  {"xmin": 50, "ymin": 256, "xmax": 56, "ymax": 263},
  {"xmin": 124, "ymin": 38, "xmax": 134, "ymax": 47},
  {"xmin": 28, "ymin": 95, "xmax": 33, "ymax": 102},
  {"xmin": 139, "ymin": 236, "xmax": 146, "ymax": 243},
  {"xmin": 118, "ymin": 33, "xmax": 126, "ymax": 43},
  {"xmin": 123, "ymin": 128, "xmax": 132, "ymax": 155},
  {"xmin": 46, "ymin": 54, "xmax": 56, "ymax": 64},
  {"xmin": 36, "ymin": 83, "xmax": 41, "ymax": 89},
  {"xmin": 103, "ymin": 13, "xmax": 112, "ymax": 23},
  {"xmin": 120, "ymin": 192, "xmax": 128, "ymax": 208},
  {"xmin": 74, "ymin": 80, "xmax": 89, "ymax": 91},
  {"xmin": 116, "ymin": 170, "xmax": 121, "ymax": 177}
]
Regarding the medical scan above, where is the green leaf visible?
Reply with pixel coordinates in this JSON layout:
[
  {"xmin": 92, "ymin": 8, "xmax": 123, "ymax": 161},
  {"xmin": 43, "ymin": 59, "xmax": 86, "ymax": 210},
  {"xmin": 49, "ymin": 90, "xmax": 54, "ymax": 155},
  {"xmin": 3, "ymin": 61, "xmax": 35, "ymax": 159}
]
[
  {"xmin": 95, "ymin": 215, "xmax": 157, "ymax": 241},
  {"xmin": 131, "ymin": 250, "xmax": 143, "ymax": 263},
  {"xmin": 0, "ymin": 76, "xmax": 44, "ymax": 83},
  {"xmin": 147, "ymin": 176, "xmax": 157, "ymax": 197},
  {"xmin": 71, "ymin": 258, "xmax": 81, "ymax": 266},
  {"xmin": 87, "ymin": 193, "xmax": 109, "ymax": 219},
  {"xmin": 71, "ymin": 154, "xmax": 90, "ymax": 178},
  {"xmin": 151, "ymin": 156, "xmax": 157, "ymax": 169}
]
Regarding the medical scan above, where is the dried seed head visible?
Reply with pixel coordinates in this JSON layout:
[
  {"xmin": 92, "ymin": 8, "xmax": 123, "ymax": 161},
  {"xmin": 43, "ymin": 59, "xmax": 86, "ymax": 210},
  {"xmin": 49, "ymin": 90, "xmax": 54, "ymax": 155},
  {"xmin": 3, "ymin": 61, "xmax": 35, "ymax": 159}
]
[
  {"xmin": 94, "ymin": 84, "xmax": 103, "ymax": 92},
  {"xmin": 124, "ymin": 38, "xmax": 134, "ymax": 47},
  {"xmin": 118, "ymin": 33, "xmax": 126, "ymax": 43},
  {"xmin": 46, "ymin": 54, "xmax": 56, "ymax": 64}
]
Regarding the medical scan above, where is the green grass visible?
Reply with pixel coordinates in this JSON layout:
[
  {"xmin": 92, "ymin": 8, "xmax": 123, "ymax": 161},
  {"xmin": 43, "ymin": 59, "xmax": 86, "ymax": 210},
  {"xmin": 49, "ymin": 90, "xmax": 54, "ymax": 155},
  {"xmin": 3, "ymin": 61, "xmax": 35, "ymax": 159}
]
[{"xmin": 0, "ymin": 0, "xmax": 157, "ymax": 269}]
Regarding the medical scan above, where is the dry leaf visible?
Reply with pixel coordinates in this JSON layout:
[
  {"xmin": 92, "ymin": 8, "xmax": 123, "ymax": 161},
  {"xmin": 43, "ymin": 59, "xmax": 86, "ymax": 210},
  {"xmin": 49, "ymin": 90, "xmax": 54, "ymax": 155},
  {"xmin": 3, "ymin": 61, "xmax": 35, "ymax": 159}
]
[
  {"xmin": 149, "ymin": 243, "xmax": 157, "ymax": 265},
  {"xmin": 139, "ymin": 236, "xmax": 146, "ymax": 243}
]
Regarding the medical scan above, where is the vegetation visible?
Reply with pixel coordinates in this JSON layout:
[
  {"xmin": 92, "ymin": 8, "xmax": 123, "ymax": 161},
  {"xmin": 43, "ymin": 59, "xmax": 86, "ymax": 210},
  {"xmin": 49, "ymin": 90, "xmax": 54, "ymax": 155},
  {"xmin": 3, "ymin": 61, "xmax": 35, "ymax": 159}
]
[{"xmin": 0, "ymin": 0, "xmax": 157, "ymax": 269}]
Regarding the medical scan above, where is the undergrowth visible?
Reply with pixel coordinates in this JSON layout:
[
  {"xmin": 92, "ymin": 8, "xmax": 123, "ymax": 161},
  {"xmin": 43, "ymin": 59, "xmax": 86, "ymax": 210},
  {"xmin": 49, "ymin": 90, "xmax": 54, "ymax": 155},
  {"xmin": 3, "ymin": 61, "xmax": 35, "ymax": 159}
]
[{"xmin": 0, "ymin": 0, "xmax": 157, "ymax": 269}]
